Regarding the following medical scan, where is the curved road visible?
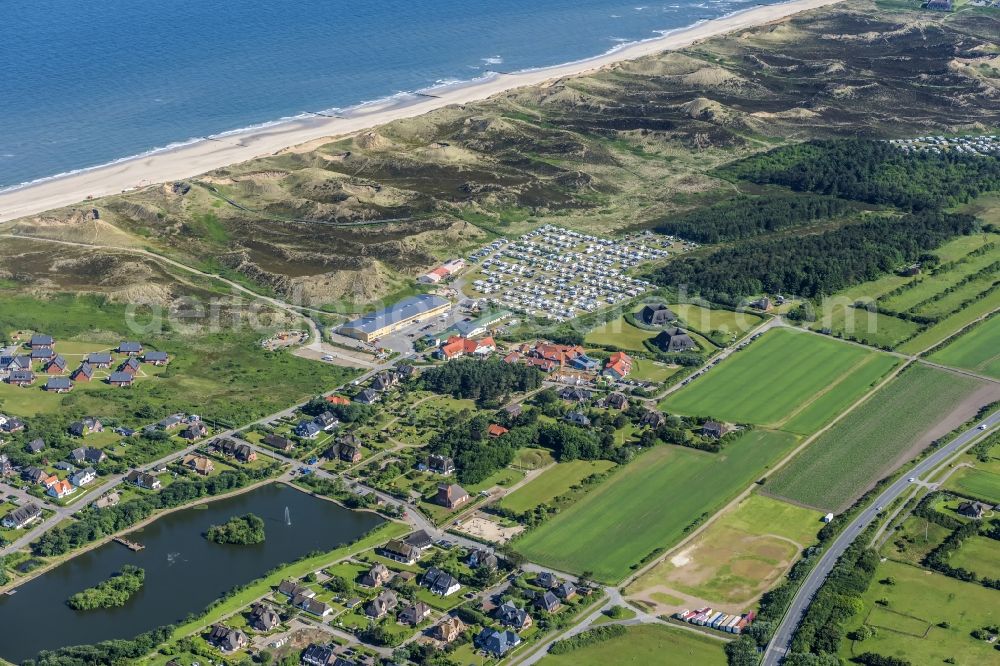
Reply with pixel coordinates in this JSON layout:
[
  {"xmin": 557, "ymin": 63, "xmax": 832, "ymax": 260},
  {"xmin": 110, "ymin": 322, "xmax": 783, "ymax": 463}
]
[{"xmin": 762, "ymin": 409, "xmax": 1000, "ymax": 665}]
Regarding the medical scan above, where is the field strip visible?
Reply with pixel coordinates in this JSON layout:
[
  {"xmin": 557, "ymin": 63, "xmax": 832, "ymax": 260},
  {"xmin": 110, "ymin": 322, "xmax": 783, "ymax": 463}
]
[
  {"xmin": 621, "ymin": 357, "xmax": 913, "ymax": 589},
  {"xmin": 769, "ymin": 353, "xmax": 880, "ymax": 429},
  {"xmin": 918, "ymin": 359, "xmax": 1000, "ymax": 385}
]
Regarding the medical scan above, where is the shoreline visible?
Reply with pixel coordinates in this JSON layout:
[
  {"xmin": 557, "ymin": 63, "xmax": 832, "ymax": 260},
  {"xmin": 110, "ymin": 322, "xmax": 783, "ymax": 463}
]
[{"xmin": 0, "ymin": 0, "xmax": 843, "ymax": 224}]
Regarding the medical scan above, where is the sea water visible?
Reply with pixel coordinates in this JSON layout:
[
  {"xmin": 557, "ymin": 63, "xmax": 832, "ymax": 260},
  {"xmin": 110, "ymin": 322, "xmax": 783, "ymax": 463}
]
[{"xmin": 0, "ymin": 0, "xmax": 783, "ymax": 189}]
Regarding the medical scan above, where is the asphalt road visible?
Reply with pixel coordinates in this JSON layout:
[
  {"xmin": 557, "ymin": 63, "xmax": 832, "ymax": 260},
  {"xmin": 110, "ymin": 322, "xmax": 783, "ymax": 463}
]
[{"xmin": 761, "ymin": 409, "xmax": 1000, "ymax": 665}]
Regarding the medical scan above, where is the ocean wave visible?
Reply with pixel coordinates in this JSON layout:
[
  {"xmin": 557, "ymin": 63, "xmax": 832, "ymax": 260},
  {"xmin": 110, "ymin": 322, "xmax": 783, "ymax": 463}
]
[{"xmin": 482, "ymin": 55, "xmax": 504, "ymax": 65}]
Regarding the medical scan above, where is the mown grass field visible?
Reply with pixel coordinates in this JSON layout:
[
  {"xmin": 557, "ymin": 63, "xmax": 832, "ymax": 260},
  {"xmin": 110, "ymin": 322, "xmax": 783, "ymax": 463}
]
[
  {"xmin": 809, "ymin": 305, "xmax": 921, "ymax": 349},
  {"xmin": 627, "ymin": 494, "xmax": 821, "ymax": 608},
  {"xmin": 768, "ymin": 365, "xmax": 986, "ymax": 511},
  {"xmin": 672, "ymin": 303, "xmax": 764, "ymax": 341},
  {"xmin": 500, "ymin": 460, "xmax": 616, "ymax": 513},
  {"xmin": 896, "ymin": 287, "xmax": 1000, "ymax": 354},
  {"xmin": 584, "ymin": 317, "xmax": 658, "ymax": 351},
  {"xmin": 662, "ymin": 328, "xmax": 896, "ymax": 434},
  {"xmin": 838, "ymin": 559, "xmax": 1000, "ymax": 665},
  {"xmin": 514, "ymin": 429, "xmax": 798, "ymax": 582},
  {"xmin": 943, "ymin": 467, "xmax": 1000, "ymax": 504},
  {"xmin": 929, "ymin": 314, "xmax": 1000, "ymax": 380},
  {"xmin": 538, "ymin": 623, "xmax": 726, "ymax": 666},
  {"xmin": 948, "ymin": 535, "xmax": 1000, "ymax": 579},
  {"xmin": 629, "ymin": 358, "xmax": 683, "ymax": 383}
]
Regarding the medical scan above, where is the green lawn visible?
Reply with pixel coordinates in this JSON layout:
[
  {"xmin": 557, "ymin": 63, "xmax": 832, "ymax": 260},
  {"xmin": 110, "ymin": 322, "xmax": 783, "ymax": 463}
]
[
  {"xmin": 838, "ymin": 559, "xmax": 1000, "ymax": 665},
  {"xmin": 514, "ymin": 429, "xmax": 799, "ymax": 582},
  {"xmin": 629, "ymin": 358, "xmax": 683, "ymax": 384},
  {"xmin": 929, "ymin": 314, "xmax": 1000, "ymax": 380},
  {"xmin": 949, "ymin": 535, "xmax": 1000, "ymax": 580},
  {"xmin": 539, "ymin": 623, "xmax": 726, "ymax": 666},
  {"xmin": 501, "ymin": 460, "xmax": 616, "ymax": 513},
  {"xmin": 809, "ymin": 305, "xmax": 921, "ymax": 350},
  {"xmin": 672, "ymin": 303, "xmax": 764, "ymax": 342},
  {"xmin": 943, "ymin": 467, "xmax": 1000, "ymax": 504},
  {"xmin": 896, "ymin": 287, "xmax": 1000, "ymax": 354},
  {"xmin": 662, "ymin": 328, "xmax": 896, "ymax": 434},
  {"xmin": 768, "ymin": 365, "xmax": 986, "ymax": 511},
  {"xmin": 584, "ymin": 317, "xmax": 658, "ymax": 352}
]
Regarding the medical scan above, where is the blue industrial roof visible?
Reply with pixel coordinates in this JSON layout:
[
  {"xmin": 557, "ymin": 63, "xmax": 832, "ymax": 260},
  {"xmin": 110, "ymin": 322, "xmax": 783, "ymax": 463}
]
[{"xmin": 341, "ymin": 295, "xmax": 448, "ymax": 335}]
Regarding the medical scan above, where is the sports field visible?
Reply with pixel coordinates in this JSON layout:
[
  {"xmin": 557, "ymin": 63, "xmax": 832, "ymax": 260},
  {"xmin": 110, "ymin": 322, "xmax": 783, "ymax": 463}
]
[
  {"xmin": 500, "ymin": 460, "xmax": 616, "ymax": 513},
  {"xmin": 661, "ymin": 328, "xmax": 897, "ymax": 434},
  {"xmin": 929, "ymin": 315, "xmax": 1000, "ymax": 380},
  {"xmin": 768, "ymin": 365, "xmax": 987, "ymax": 511},
  {"xmin": 627, "ymin": 494, "xmax": 821, "ymax": 610},
  {"xmin": 539, "ymin": 623, "xmax": 726, "ymax": 666},
  {"xmin": 838, "ymin": 559, "xmax": 1000, "ymax": 665},
  {"xmin": 514, "ymin": 429, "xmax": 798, "ymax": 582}
]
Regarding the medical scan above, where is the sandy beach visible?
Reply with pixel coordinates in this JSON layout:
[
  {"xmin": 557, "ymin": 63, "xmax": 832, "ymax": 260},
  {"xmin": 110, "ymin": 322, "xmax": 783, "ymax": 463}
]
[{"xmin": 0, "ymin": 0, "xmax": 842, "ymax": 224}]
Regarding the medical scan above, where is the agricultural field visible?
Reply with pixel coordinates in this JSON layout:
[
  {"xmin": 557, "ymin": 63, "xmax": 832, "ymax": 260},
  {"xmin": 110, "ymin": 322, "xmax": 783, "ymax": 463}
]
[
  {"xmin": 662, "ymin": 328, "xmax": 897, "ymax": 434},
  {"xmin": 838, "ymin": 560, "xmax": 1000, "ymax": 665},
  {"xmin": 514, "ymin": 429, "xmax": 799, "ymax": 582},
  {"xmin": 808, "ymin": 305, "xmax": 921, "ymax": 350},
  {"xmin": 896, "ymin": 288, "xmax": 1000, "ymax": 354},
  {"xmin": 943, "ymin": 467, "xmax": 1000, "ymax": 505},
  {"xmin": 500, "ymin": 459, "xmax": 616, "ymax": 514},
  {"xmin": 627, "ymin": 494, "xmax": 822, "ymax": 612},
  {"xmin": 538, "ymin": 623, "xmax": 726, "ymax": 666},
  {"xmin": 928, "ymin": 314, "xmax": 1000, "ymax": 380},
  {"xmin": 768, "ymin": 365, "xmax": 994, "ymax": 511}
]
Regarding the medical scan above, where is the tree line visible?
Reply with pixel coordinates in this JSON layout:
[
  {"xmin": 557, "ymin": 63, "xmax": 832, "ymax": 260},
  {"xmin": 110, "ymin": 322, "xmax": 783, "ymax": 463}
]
[{"xmin": 655, "ymin": 193, "xmax": 852, "ymax": 243}]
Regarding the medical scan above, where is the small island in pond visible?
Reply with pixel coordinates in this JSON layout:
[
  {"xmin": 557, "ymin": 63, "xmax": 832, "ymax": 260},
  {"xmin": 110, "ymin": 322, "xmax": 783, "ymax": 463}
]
[
  {"xmin": 67, "ymin": 565, "xmax": 145, "ymax": 610},
  {"xmin": 205, "ymin": 513, "xmax": 266, "ymax": 545}
]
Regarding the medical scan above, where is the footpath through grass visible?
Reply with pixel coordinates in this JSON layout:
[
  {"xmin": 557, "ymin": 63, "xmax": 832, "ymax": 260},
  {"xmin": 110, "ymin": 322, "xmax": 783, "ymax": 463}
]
[
  {"xmin": 768, "ymin": 364, "xmax": 987, "ymax": 511},
  {"xmin": 662, "ymin": 328, "xmax": 896, "ymax": 434},
  {"xmin": 539, "ymin": 623, "xmax": 726, "ymax": 666},
  {"xmin": 514, "ymin": 429, "xmax": 798, "ymax": 583},
  {"xmin": 500, "ymin": 460, "xmax": 616, "ymax": 514}
]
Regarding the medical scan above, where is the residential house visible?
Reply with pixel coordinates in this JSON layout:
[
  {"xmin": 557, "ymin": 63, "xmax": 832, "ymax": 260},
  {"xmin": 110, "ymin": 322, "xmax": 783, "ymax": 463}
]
[
  {"xmin": 640, "ymin": 303, "xmax": 677, "ymax": 327},
  {"xmin": 436, "ymin": 483, "xmax": 469, "ymax": 509},
  {"xmin": 379, "ymin": 539, "xmax": 421, "ymax": 565},
  {"xmin": 54, "ymin": 461, "xmax": 76, "ymax": 472},
  {"xmin": 69, "ymin": 417, "xmax": 103, "ymax": 437},
  {"xmin": 438, "ymin": 336, "xmax": 496, "ymax": 360},
  {"xmin": 93, "ymin": 492, "xmax": 121, "ymax": 509},
  {"xmin": 1, "ymin": 503, "xmax": 42, "ymax": 529},
  {"xmin": 397, "ymin": 364, "xmax": 418, "ymax": 379},
  {"xmin": 0, "ymin": 414, "xmax": 25, "ymax": 433},
  {"xmin": 326, "ymin": 435, "xmax": 363, "ymax": 463},
  {"xmin": 69, "ymin": 467, "xmax": 97, "ymax": 487},
  {"xmin": 207, "ymin": 624, "xmax": 248, "ymax": 653},
  {"xmin": 432, "ymin": 616, "xmax": 467, "ymax": 643},
  {"xmin": 496, "ymin": 601, "xmax": 532, "ymax": 631},
  {"xmin": 602, "ymin": 351, "xmax": 633, "ymax": 380},
  {"xmin": 371, "ymin": 371, "xmax": 399, "ymax": 392},
  {"xmin": 48, "ymin": 479, "xmax": 76, "ymax": 499},
  {"xmin": 427, "ymin": 454, "xmax": 455, "ymax": 475},
  {"xmin": 404, "ymin": 529, "xmax": 434, "ymax": 552},
  {"xmin": 182, "ymin": 454, "xmax": 214, "ymax": 475},
  {"xmin": 40, "ymin": 474, "xmax": 59, "ymax": 490},
  {"xmin": 325, "ymin": 395, "xmax": 350, "ymax": 406},
  {"xmin": 294, "ymin": 594, "xmax": 333, "ymax": 617},
  {"xmin": 354, "ymin": 389, "xmax": 380, "ymax": 405},
  {"xmin": 534, "ymin": 591, "xmax": 562, "ymax": 613},
  {"xmin": 365, "ymin": 590, "xmax": 398, "ymax": 619},
  {"xmin": 118, "ymin": 341, "xmax": 143, "ymax": 355},
  {"xmin": 44, "ymin": 376, "xmax": 73, "ymax": 393},
  {"xmin": 159, "ymin": 414, "xmax": 184, "ymax": 430},
  {"xmin": 475, "ymin": 628, "xmax": 521, "ymax": 657},
  {"xmin": 529, "ymin": 342, "xmax": 586, "ymax": 368},
  {"xmin": 301, "ymin": 644, "xmax": 335, "ymax": 666},
  {"xmin": 313, "ymin": 411, "xmax": 339, "ymax": 430},
  {"xmin": 295, "ymin": 420, "xmax": 322, "ymax": 439},
  {"xmin": 958, "ymin": 501, "xmax": 989, "ymax": 519},
  {"xmin": 654, "ymin": 327, "xmax": 696, "ymax": 353},
  {"xmin": 120, "ymin": 357, "xmax": 141, "ymax": 375},
  {"xmin": 360, "ymin": 563, "xmax": 392, "ymax": 588},
  {"xmin": 0, "ymin": 454, "xmax": 10, "ymax": 477},
  {"xmin": 214, "ymin": 438, "xmax": 257, "ymax": 462},
  {"xmin": 22, "ymin": 467, "xmax": 47, "ymax": 484},
  {"xmin": 71, "ymin": 362, "xmax": 94, "ymax": 382},
  {"xmin": 702, "ymin": 421, "xmax": 728, "ymax": 439},
  {"xmin": 30, "ymin": 347, "xmax": 54, "ymax": 362},
  {"xmin": 277, "ymin": 579, "xmax": 314, "ymax": 599},
  {"xmin": 26, "ymin": 438, "xmax": 45, "ymax": 454},
  {"xmin": 44, "ymin": 355, "xmax": 68, "ymax": 374},
  {"xmin": 301, "ymin": 644, "xmax": 334, "ymax": 666},
  {"xmin": 107, "ymin": 371, "xmax": 134, "ymax": 387},
  {"xmin": 124, "ymin": 470, "xmax": 161, "ymax": 490},
  {"xmin": 70, "ymin": 446, "xmax": 107, "ymax": 465},
  {"xmin": 143, "ymin": 351, "xmax": 170, "ymax": 365},
  {"xmin": 503, "ymin": 403, "xmax": 523, "ymax": 419},
  {"xmin": 263, "ymin": 433, "xmax": 294, "ymax": 452},
  {"xmin": 398, "ymin": 601, "xmax": 432, "ymax": 626},
  {"xmin": 30, "ymin": 333, "xmax": 54, "ymax": 349},
  {"xmin": 487, "ymin": 424, "xmax": 509, "ymax": 438},
  {"xmin": 751, "ymin": 297, "xmax": 771, "ymax": 311},
  {"xmin": 565, "ymin": 411, "xmax": 591, "ymax": 427},
  {"xmin": 248, "ymin": 603, "xmax": 280, "ymax": 632},
  {"xmin": 422, "ymin": 567, "xmax": 461, "ymax": 596},
  {"xmin": 554, "ymin": 582, "xmax": 577, "ymax": 600},
  {"xmin": 558, "ymin": 386, "xmax": 590, "ymax": 402},
  {"xmin": 535, "ymin": 571, "xmax": 558, "ymax": 589},
  {"xmin": 1, "ymin": 355, "xmax": 31, "ymax": 373},
  {"xmin": 602, "ymin": 392, "xmax": 629, "ymax": 410},
  {"xmin": 640, "ymin": 410, "xmax": 668, "ymax": 429},
  {"xmin": 85, "ymin": 352, "xmax": 113, "ymax": 368},
  {"xmin": 180, "ymin": 423, "xmax": 208, "ymax": 440},
  {"xmin": 468, "ymin": 549, "xmax": 498, "ymax": 571},
  {"xmin": 7, "ymin": 370, "xmax": 35, "ymax": 387}
]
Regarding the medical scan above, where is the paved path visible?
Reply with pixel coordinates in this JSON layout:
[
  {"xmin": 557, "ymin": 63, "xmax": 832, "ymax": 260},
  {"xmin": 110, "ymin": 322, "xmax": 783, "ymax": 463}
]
[{"xmin": 761, "ymin": 411, "xmax": 1000, "ymax": 665}]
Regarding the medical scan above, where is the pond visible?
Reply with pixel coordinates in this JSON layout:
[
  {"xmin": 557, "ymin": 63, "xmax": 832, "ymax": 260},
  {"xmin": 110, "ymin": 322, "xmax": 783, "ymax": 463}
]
[{"xmin": 0, "ymin": 483, "xmax": 384, "ymax": 663}]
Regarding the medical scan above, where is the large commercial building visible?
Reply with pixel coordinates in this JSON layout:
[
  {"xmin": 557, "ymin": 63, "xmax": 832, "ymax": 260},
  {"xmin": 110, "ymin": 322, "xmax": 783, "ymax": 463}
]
[{"xmin": 338, "ymin": 294, "xmax": 450, "ymax": 343}]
